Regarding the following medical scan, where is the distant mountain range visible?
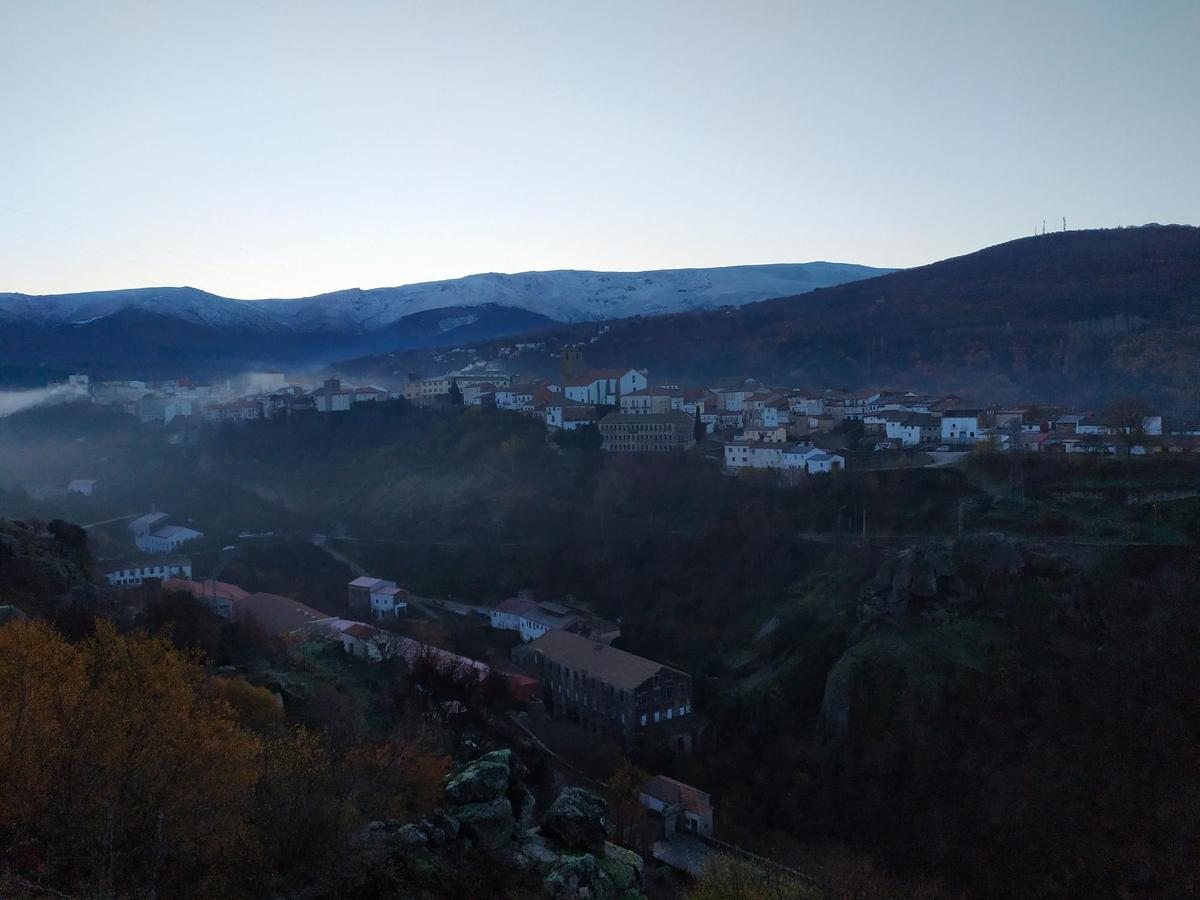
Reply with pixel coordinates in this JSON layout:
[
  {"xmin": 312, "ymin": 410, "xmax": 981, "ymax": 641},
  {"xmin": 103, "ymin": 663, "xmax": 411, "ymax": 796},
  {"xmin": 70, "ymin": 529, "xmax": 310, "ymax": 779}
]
[
  {"xmin": 0, "ymin": 262, "xmax": 889, "ymax": 377},
  {"xmin": 344, "ymin": 225, "xmax": 1200, "ymax": 412}
]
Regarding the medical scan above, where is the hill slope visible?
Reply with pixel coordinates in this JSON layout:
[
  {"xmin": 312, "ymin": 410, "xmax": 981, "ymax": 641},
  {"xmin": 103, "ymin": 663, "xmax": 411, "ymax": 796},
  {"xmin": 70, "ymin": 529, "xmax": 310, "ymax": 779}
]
[
  {"xmin": 0, "ymin": 262, "xmax": 888, "ymax": 377},
  {"xmin": 406, "ymin": 225, "xmax": 1198, "ymax": 409}
]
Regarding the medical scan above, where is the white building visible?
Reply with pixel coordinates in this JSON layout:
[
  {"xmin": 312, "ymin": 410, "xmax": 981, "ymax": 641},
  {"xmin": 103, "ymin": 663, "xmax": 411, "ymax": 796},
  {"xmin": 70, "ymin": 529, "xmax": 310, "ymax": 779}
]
[
  {"xmin": 885, "ymin": 414, "xmax": 941, "ymax": 447},
  {"xmin": 723, "ymin": 440, "xmax": 786, "ymax": 469},
  {"xmin": 564, "ymin": 368, "xmax": 647, "ymax": 406},
  {"xmin": 129, "ymin": 512, "xmax": 204, "ymax": 554},
  {"xmin": 103, "ymin": 558, "xmax": 192, "ymax": 587},
  {"xmin": 310, "ymin": 378, "xmax": 352, "ymax": 412},
  {"xmin": 941, "ymin": 411, "xmax": 982, "ymax": 446},
  {"xmin": 781, "ymin": 444, "xmax": 845, "ymax": 474},
  {"xmin": 370, "ymin": 582, "xmax": 409, "ymax": 618}
]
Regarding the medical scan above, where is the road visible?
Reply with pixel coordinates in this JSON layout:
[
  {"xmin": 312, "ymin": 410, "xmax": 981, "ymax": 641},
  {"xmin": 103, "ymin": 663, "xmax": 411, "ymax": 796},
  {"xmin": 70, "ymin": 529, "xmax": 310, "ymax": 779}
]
[
  {"xmin": 308, "ymin": 535, "xmax": 491, "ymax": 619},
  {"xmin": 81, "ymin": 513, "xmax": 142, "ymax": 530}
]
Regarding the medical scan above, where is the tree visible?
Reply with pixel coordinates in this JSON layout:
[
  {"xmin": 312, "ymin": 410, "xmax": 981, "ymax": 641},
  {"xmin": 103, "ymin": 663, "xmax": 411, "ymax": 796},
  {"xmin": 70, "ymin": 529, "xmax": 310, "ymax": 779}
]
[
  {"xmin": 448, "ymin": 379, "xmax": 463, "ymax": 406},
  {"xmin": 688, "ymin": 855, "xmax": 820, "ymax": 900},
  {"xmin": 605, "ymin": 757, "xmax": 650, "ymax": 847},
  {"xmin": 0, "ymin": 619, "xmax": 261, "ymax": 898},
  {"xmin": 1102, "ymin": 394, "xmax": 1151, "ymax": 455},
  {"xmin": 694, "ymin": 411, "xmax": 707, "ymax": 444}
]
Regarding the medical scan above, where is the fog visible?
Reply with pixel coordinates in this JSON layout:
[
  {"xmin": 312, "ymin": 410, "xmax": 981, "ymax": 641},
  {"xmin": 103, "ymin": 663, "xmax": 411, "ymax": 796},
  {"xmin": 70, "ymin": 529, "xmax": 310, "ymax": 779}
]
[{"xmin": 0, "ymin": 383, "xmax": 88, "ymax": 418}]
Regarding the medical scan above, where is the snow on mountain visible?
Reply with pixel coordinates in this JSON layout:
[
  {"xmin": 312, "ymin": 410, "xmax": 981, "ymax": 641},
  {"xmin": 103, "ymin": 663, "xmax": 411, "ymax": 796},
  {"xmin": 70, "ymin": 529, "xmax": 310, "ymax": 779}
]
[
  {"xmin": 0, "ymin": 286, "xmax": 277, "ymax": 331},
  {"xmin": 0, "ymin": 262, "xmax": 890, "ymax": 335}
]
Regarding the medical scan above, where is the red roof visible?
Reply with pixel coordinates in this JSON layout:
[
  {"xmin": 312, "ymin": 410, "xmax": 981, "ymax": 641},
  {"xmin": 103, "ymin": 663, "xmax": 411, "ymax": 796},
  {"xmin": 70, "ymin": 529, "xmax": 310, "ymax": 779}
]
[
  {"xmin": 566, "ymin": 368, "xmax": 637, "ymax": 386},
  {"xmin": 234, "ymin": 592, "xmax": 332, "ymax": 636}
]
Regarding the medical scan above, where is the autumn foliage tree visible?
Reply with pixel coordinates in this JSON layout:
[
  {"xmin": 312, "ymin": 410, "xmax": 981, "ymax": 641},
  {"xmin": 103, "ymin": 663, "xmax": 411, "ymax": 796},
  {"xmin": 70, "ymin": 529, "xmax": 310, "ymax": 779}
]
[{"xmin": 0, "ymin": 619, "xmax": 260, "ymax": 898}]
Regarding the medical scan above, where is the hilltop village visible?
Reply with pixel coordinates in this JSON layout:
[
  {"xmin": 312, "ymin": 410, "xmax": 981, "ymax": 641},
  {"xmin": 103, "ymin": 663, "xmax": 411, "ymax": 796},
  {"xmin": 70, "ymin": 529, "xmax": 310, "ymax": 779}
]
[{"xmin": 45, "ymin": 348, "xmax": 1192, "ymax": 481}]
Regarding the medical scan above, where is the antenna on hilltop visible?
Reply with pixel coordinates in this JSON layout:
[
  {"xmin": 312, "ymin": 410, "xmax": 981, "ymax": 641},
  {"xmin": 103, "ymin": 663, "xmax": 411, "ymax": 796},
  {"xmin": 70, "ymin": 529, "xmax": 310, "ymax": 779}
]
[
  {"xmin": 1042, "ymin": 219, "xmax": 1046, "ymax": 235},
  {"xmin": 1063, "ymin": 216, "xmax": 1067, "ymax": 232}
]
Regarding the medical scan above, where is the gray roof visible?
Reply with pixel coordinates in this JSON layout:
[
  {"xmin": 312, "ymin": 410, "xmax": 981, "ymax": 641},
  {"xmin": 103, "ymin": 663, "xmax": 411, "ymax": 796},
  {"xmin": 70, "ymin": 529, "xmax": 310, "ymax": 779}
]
[
  {"xmin": 526, "ymin": 629, "xmax": 686, "ymax": 691},
  {"xmin": 599, "ymin": 411, "xmax": 697, "ymax": 427}
]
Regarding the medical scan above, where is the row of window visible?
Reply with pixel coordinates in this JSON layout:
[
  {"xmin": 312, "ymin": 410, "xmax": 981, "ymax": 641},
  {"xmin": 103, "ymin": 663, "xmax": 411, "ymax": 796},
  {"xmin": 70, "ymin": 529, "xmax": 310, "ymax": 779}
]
[{"xmin": 639, "ymin": 704, "xmax": 689, "ymax": 726}]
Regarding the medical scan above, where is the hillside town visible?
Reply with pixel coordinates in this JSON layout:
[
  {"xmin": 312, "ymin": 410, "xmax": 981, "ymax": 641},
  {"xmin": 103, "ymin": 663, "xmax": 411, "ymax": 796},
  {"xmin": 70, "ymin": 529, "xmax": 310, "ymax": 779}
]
[{"xmin": 45, "ymin": 354, "xmax": 1194, "ymax": 488}]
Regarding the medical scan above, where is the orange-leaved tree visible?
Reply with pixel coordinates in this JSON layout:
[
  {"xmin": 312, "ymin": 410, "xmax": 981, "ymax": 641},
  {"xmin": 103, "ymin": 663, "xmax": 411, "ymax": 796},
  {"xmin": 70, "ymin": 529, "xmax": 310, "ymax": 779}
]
[{"xmin": 0, "ymin": 619, "xmax": 261, "ymax": 898}]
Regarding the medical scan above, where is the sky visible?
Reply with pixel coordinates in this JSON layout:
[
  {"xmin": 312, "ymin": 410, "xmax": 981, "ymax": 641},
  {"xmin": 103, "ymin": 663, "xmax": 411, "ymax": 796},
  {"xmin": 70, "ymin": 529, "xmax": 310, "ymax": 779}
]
[{"xmin": 1, "ymin": 0, "xmax": 1197, "ymax": 299}]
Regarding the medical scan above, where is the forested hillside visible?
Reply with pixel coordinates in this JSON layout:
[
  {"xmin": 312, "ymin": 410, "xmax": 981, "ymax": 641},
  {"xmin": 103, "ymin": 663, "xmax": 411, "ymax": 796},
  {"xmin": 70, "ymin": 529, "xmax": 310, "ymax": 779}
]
[
  {"xmin": 6, "ymin": 402, "xmax": 1200, "ymax": 897},
  {"xmin": 349, "ymin": 226, "xmax": 1200, "ymax": 413}
]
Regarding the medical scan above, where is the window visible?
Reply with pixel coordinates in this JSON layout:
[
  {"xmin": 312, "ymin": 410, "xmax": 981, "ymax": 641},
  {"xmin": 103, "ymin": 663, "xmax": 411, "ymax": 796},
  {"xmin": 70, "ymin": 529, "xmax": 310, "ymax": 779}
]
[
  {"xmin": 653, "ymin": 710, "xmax": 661, "ymax": 723},
  {"xmin": 639, "ymin": 714, "xmax": 647, "ymax": 726}
]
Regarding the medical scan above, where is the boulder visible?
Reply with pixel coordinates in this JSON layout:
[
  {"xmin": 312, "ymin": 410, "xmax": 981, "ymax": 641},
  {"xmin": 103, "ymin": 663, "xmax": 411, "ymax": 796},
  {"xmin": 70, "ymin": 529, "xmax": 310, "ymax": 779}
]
[
  {"xmin": 427, "ymin": 809, "xmax": 460, "ymax": 841},
  {"xmin": 599, "ymin": 842, "xmax": 643, "ymax": 891},
  {"xmin": 542, "ymin": 788, "xmax": 611, "ymax": 854},
  {"xmin": 450, "ymin": 796, "xmax": 515, "ymax": 851},
  {"xmin": 444, "ymin": 759, "xmax": 511, "ymax": 805},
  {"xmin": 396, "ymin": 824, "xmax": 428, "ymax": 846},
  {"xmin": 543, "ymin": 852, "xmax": 606, "ymax": 899},
  {"xmin": 510, "ymin": 782, "xmax": 538, "ymax": 831}
]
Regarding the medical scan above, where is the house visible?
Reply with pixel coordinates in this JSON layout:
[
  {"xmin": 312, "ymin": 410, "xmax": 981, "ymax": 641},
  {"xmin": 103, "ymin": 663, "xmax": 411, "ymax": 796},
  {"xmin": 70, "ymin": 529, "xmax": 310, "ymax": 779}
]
[
  {"xmin": 1076, "ymin": 415, "xmax": 1117, "ymax": 436},
  {"xmin": 348, "ymin": 576, "xmax": 386, "ymax": 612},
  {"xmin": 370, "ymin": 582, "xmax": 409, "ymax": 618},
  {"xmin": 799, "ymin": 450, "xmax": 845, "ymax": 474},
  {"xmin": 352, "ymin": 386, "xmax": 389, "ymax": 404},
  {"xmin": 741, "ymin": 425, "xmax": 787, "ymax": 444},
  {"xmin": 490, "ymin": 596, "xmax": 540, "ymax": 633},
  {"xmin": 545, "ymin": 398, "xmax": 597, "ymax": 430},
  {"xmin": 490, "ymin": 595, "xmax": 620, "ymax": 644},
  {"xmin": 781, "ymin": 444, "xmax": 845, "ymax": 474},
  {"xmin": 310, "ymin": 378, "xmax": 352, "ymax": 412},
  {"xmin": 619, "ymin": 387, "xmax": 675, "ymax": 416},
  {"xmin": 886, "ymin": 413, "xmax": 941, "ymax": 447},
  {"xmin": 723, "ymin": 440, "xmax": 786, "ymax": 469},
  {"xmin": 103, "ymin": 557, "xmax": 192, "ymax": 587},
  {"xmin": 203, "ymin": 398, "xmax": 263, "ymax": 422},
  {"xmin": 638, "ymin": 775, "xmax": 714, "ymax": 839},
  {"xmin": 129, "ymin": 512, "xmax": 204, "ymax": 554},
  {"xmin": 138, "ymin": 524, "xmax": 204, "ymax": 554},
  {"xmin": 941, "ymin": 410, "xmax": 982, "ymax": 446},
  {"xmin": 564, "ymin": 368, "xmax": 648, "ymax": 406},
  {"xmin": 67, "ymin": 478, "xmax": 97, "ymax": 496},
  {"xmin": 514, "ymin": 629, "xmax": 699, "ymax": 750},
  {"xmin": 599, "ymin": 411, "xmax": 697, "ymax": 453},
  {"xmin": 404, "ymin": 372, "xmax": 515, "ymax": 404}
]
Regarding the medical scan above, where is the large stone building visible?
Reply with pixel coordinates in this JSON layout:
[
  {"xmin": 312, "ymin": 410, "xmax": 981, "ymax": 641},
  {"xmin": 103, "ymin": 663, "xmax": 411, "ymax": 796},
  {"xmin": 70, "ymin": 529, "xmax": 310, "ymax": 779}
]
[
  {"xmin": 599, "ymin": 411, "xmax": 697, "ymax": 453},
  {"xmin": 515, "ymin": 629, "xmax": 698, "ymax": 749}
]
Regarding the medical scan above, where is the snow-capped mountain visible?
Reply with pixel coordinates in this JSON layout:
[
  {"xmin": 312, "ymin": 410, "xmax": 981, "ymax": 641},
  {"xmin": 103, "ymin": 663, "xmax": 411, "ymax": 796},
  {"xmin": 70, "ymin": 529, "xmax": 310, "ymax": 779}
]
[
  {"xmin": 0, "ymin": 262, "xmax": 889, "ymax": 375},
  {"xmin": 0, "ymin": 262, "xmax": 889, "ymax": 334}
]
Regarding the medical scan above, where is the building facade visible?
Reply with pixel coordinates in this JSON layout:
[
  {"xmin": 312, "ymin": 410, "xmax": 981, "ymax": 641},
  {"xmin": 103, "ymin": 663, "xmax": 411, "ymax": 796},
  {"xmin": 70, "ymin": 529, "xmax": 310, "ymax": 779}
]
[
  {"xmin": 515, "ymin": 630, "xmax": 697, "ymax": 749},
  {"xmin": 599, "ymin": 411, "xmax": 697, "ymax": 453}
]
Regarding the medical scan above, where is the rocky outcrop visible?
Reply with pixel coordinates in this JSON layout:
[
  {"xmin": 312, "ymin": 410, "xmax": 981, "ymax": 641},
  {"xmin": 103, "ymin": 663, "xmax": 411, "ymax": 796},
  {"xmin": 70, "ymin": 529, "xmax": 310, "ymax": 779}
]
[
  {"xmin": 358, "ymin": 749, "xmax": 645, "ymax": 899},
  {"xmin": 542, "ymin": 788, "xmax": 612, "ymax": 854}
]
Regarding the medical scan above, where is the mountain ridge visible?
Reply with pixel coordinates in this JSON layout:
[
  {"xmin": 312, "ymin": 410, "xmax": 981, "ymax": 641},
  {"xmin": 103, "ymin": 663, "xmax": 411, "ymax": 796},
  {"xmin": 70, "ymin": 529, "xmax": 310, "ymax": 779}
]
[
  {"xmin": 342, "ymin": 225, "xmax": 1200, "ymax": 411},
  {"xmin": 0, "ymin": 262, "xmax": 888, "ymax": 378},
  {"xmin": 0, "ymin": 261, "xmax": 890, "ymax": 332}
]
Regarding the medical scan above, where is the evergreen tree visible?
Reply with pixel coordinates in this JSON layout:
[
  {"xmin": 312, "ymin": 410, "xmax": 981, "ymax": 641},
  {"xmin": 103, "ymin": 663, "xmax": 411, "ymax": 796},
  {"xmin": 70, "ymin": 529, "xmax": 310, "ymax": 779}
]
[
  {"xmin": 693, "ymin": 410, "xmax": 706, "ymax": 444},
  {"xmin": 448, "ymin": 379, "xmax": 463, "ymax": 406}
]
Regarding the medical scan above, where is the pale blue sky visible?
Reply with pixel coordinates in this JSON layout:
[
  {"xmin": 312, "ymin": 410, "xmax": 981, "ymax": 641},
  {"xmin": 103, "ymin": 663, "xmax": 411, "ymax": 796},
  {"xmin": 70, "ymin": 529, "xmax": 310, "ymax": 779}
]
[{"xmin": 1, "ymin": 0, "xmax": 1196, "ymax": 298}]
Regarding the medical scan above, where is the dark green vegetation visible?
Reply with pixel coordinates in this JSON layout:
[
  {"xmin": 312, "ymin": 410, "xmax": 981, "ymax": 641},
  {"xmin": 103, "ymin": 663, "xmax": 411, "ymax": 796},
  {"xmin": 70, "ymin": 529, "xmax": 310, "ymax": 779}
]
[
  {"xmin": 5, "ymin": 401, "xmax": 1200, "ymax": 897},
  {"xmin": 349, "ymin": 225, "xmax": 1200, "ymax": 413}
]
